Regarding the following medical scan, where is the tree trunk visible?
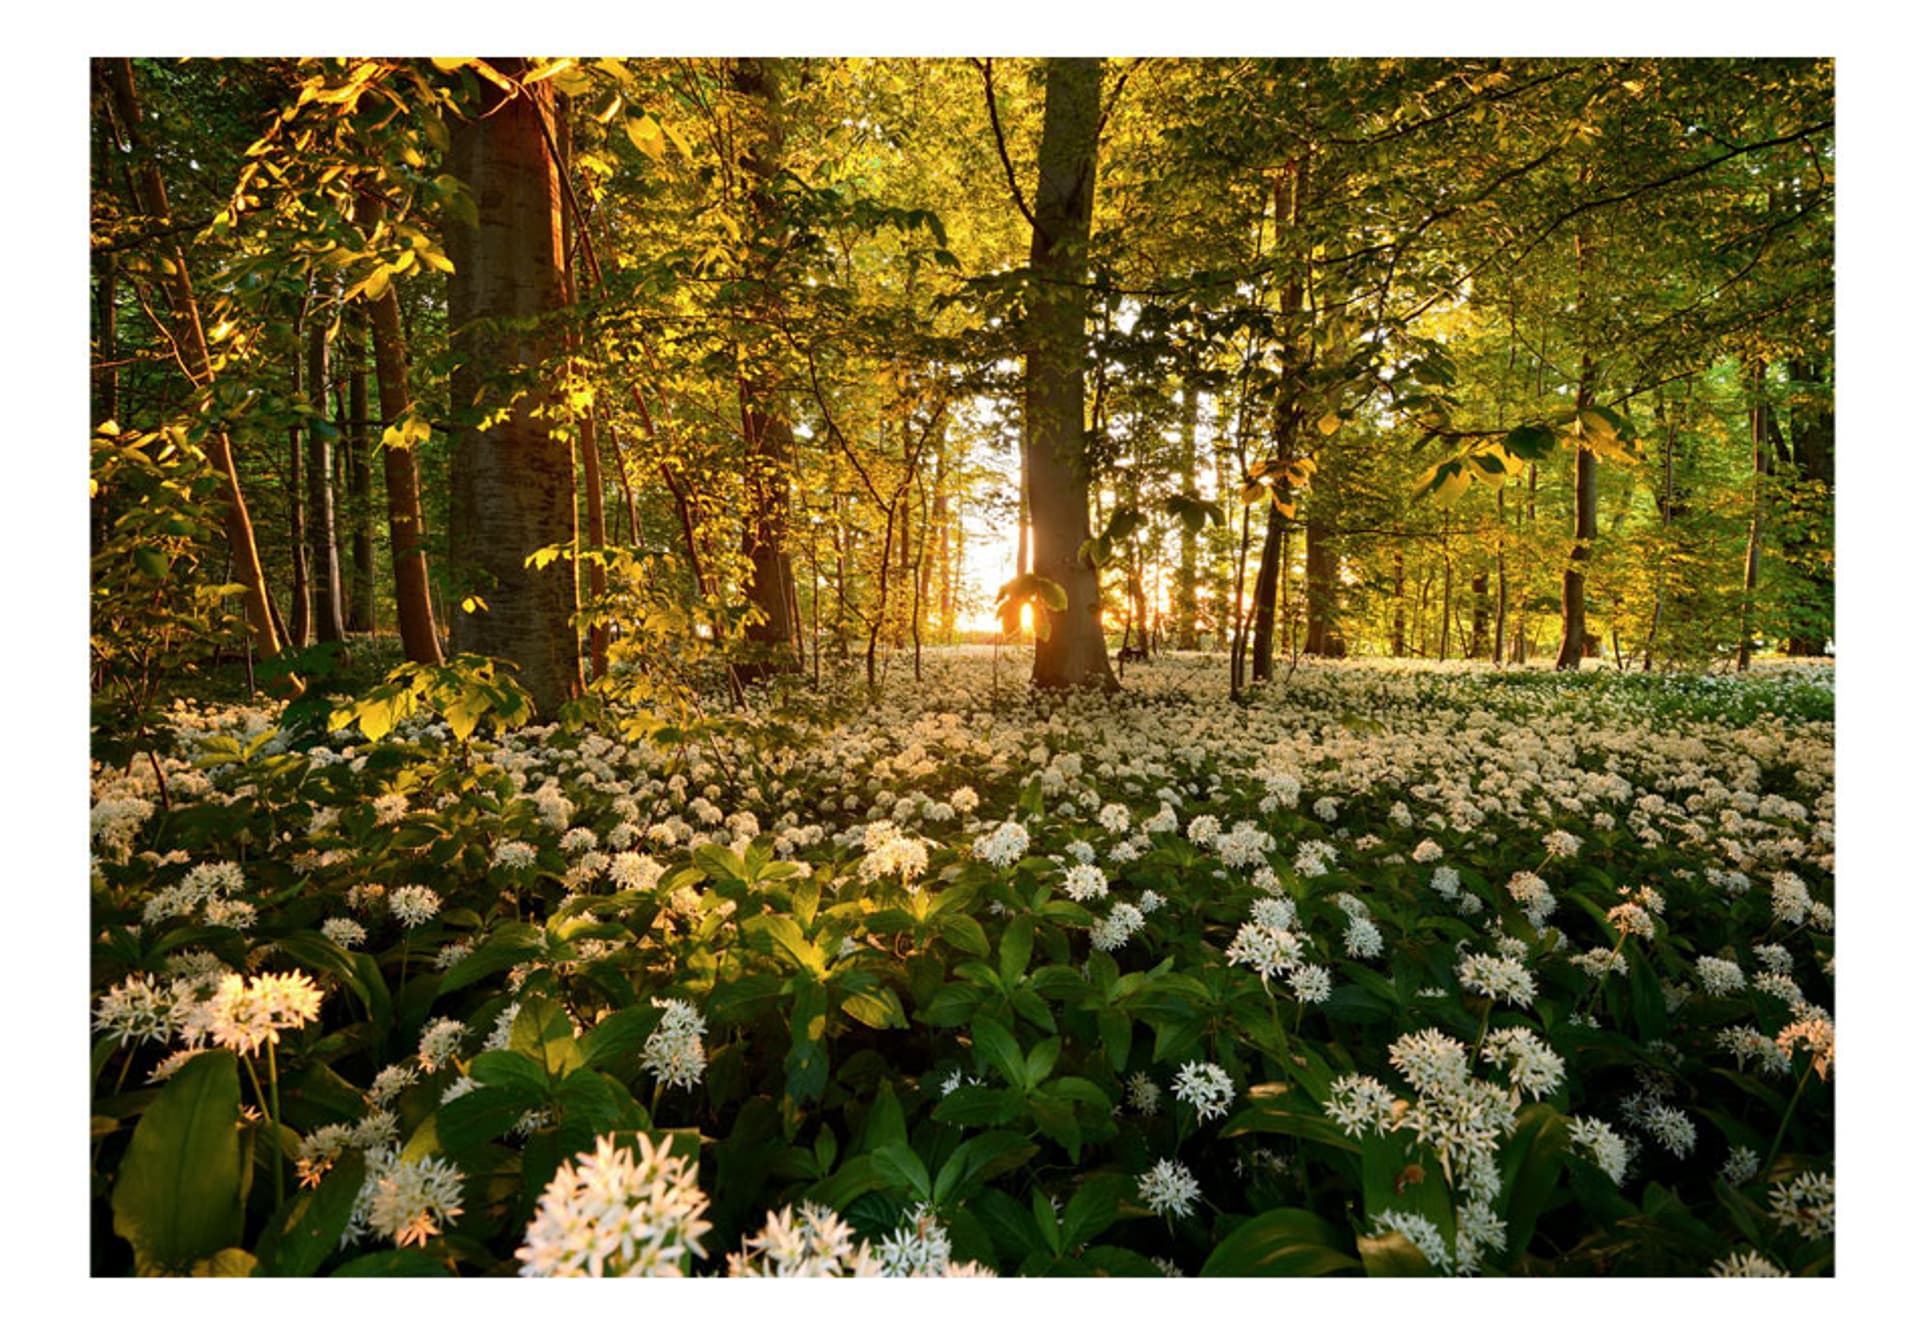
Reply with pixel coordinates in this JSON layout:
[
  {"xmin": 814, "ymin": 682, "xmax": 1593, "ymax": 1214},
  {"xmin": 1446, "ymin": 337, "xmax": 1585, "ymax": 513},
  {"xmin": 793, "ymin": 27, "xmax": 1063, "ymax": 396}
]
[
  {"xmin": 355, "ymin": 196, "xmax": 442, "ymax": 665},
  {"xmin": 446, "ymin": 59, "xmax": 581, "ymax": 717},
  {"xmin": 1736, "ymin": 359, "xmax": 1772, "ymax": 671},
  {"xmin": 732, "ymin": 58, "xmax": 803, "ymax": 680},
  {"xmin": 1174, "ymin": 377, "xmax": 1202, "ymax": 649},
  {"xmin": 306, "ymin": 290, "xmax": 346, "ymax": 643},
  {"xmin": 1025, "ymin": 57, "xmax": 1115, "ymax": 692},
  {"xmin": 1391, "ymin": 552, "xmax": 1406, "ymax": 657},
  {"xmin": 105, "ymin": 58, "xmax": 281, "ymax": 659},
  {"xmin": 1783, "ymin": 356, "xmax": 1834, "ymax": 655},
  {"xmin": 1304, "ymin": 515, "xmax": 1341, "ymax": 656},
  {"xmin": 342, "ymin": 307, "xmax": 377, "ymax": 634},
  {"xmin": 1554, "ymin": 217, "xmax": 1597, "ymax": 671},
  {"xmin": 1249, "ymin": 499, "xmax": 1285, "ymax": 682},
  {"xmin": 1468, "ymin": 568, "xmax": 1490, "ymax": 660},
  {"xmin": 287, "ymin": 304, "xmax": 312, "ymax": 650}
]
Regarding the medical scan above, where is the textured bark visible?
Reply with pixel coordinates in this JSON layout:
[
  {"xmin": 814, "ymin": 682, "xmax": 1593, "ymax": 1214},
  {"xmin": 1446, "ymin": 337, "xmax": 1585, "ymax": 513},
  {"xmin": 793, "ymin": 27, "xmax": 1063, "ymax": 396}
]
[
  {"xmin": 1304, "ymin": 516, "xmax": 1343, "ymax": 656},
  {"xmin": 1784, "ymin": 356, "xmax": 1834, "ymax": 655},
  {"xmin": 106, "ymin": 58, "xmax": 280, "ymax": 659},
  {"xmin": 343, "ymin": 308, "xmax": 377, "ymax": 633},
  {"xmin": 1468, "ymin": 569, "xmax": 1490, "ymax": 660},
  {"xmin": 1554, "ymin": 217, "xmax": 1597, "ymax": 671},
  {"xmin": 355, "ymin": 198, "xmax": 443, "ymax": 666},
  {"xmin": 1736, "ymin": 360, "xmax": 1773, "ymax": 671},
  {"xmin": 1173, "ymin": 378, "xmax": 1201, "ymax": 649},
  {"xmin": 733, "ymin": 58, "xmax": 803, "ymax": 679},
  {"xmin": 446, "ymin": 61, "xmax": 582, "ymax": 718},
  {"xmin": 1249, "ymin": 501, "xmax": 1285, "ymax": 681},
  {"xmin": 287, "ymin": 313, "xmax": 311, "ymax": 649},
  {"xmin": 306, "ymin": 297, "xmax": 346, "ymax": 643},
  {"xmin": 1026, "ymin": 57, "xmax": 1115, "ymax": 692}
]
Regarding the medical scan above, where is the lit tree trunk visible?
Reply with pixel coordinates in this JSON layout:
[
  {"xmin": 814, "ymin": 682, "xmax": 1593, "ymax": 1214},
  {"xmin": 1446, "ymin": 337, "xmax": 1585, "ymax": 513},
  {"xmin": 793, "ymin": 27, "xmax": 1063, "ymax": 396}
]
[
  {"xmin": 1250, "ymin": 155, "xmax": 1310, "ymax": 680},
  {"xmin": 733, "ymin": 58, "xmax": 802, "ymax": 679},
  {"xmin": 306, "ymin": 289, "xmax": 346, "ymax": 643},
  {"xmin": 1303, "ymin": 514, "xmax": 1341, "ymax": 656},
  {"xmin": 354, "ymin": 197, "xmax": 442, "ymax": 664},
  {"xmin": 1250, "ymin": 498, "xmax": 1284, "ymax": 682},
  {"xmin": 1492, "ymin": 489, "xmax": 1509, "ymax": 665},
  {"xmin": 1391, "ymin": 552, "xmax": 1406, "ymax": 657},
  {"xmin": 1026, "ymin": 57, "xmax": 1116, "ymax": 692},
  {"xmin": 1555, "ymin": 217, "xmax": 1598, "ymax": 671},
  {"xmin": 1469, "ymin": 567, "xmax": 1490, "ymax": 660},
  {"xmin": 342, "ymin": 307, "xmax": 376, "ymax": 633},
  {"xmin": 1173, "ymin": 376, "xmax": 1201, "ymax": 649},
  {"xmin": 287, "ymin": 303, "xmax": 312, "ymax": 649},
  {"xmin": 446, "ymin": 59, "xmax": 581, "ymax": 717},
  {"xmin": 1736, "ymin": 359, "xmax": 1772, "ymax": 671},
  {"xmin": 105, "ymin": 58, "xmax": 280, "ymax": 659}
]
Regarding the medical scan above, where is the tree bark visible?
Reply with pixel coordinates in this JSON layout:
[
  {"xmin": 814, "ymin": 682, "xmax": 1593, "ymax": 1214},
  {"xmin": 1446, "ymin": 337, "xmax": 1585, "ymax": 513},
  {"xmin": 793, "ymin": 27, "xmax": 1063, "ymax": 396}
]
[
  {"xmin": 1736, "ymin": 358, "xmax": 1772, "ymax": 671},
  {"xmin": 343, "ymin": 308, "xmax": 376, "ymax": 634},
  {"xmin": 1173, "ymin": 376, "xmax": 1202, "ymax": 649},
  {"xmin": 1022, "ymin": 58, "xmax": 1115, "ymax": 692},
  {"xmin": 287, "ymin": 302, "xmax": 312, "ymax": 649},
  {"xmin": 446, "ymin": 60, "xmax": 582, "ymax": 717},
  {"xmin": 105, "ymin": 58, "xmax": 281, "ymax": 659},
  {"xmin": 1783, "ymin": 356, "xmax": 1834, "ymax": 655},
  {"xmin": 1554, "ymin": 216, "xmax": 1598, "ymax": 671},
  {"xmin": 306, "ymin": 290, "xmax": 346, "ymax": 643},
  {"xmin": 732, "ymin": 58, "xmax": 803, "ymax": 680}
]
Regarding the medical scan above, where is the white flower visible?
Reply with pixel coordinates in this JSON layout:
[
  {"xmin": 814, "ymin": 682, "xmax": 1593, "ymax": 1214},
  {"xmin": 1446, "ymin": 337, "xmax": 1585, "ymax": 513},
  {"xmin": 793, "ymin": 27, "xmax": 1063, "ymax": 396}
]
[
  {"xmin": 1126, "ymin": 1072, "xmax": 1162, "ymax": 1114},
  {"xmin": 1323, "ymin": 1073, "xmax": 1397, "ymax": 1137},
  {"xmin": 1225, "ymin": 924, "xmax": 1302, "ymax": 982},
  {"xmin": 642, "ymin": 999, "xmax": 707, "ymax": 1090},
  {"xmin": 1568, "ymin": 1116, "xmax": 1630, "ymax": 1186},
  {"xmin": 1171, "ymin": 1061, "xmax": 1234, "ymax": 1122},
  {"xmin": 1137, "ymin": 1158, "xmax": 1202, "ymax": 1219},
  {"xmin": 1288, "ymin": 963, "xmax": 1333, "ymax": 1005},
  {"xmin": 1456, "ymin": 953, "xmax": 1537, "ymax": 1009},
  {"xmin": 1063, "ymin": 863, "xmax": 1109, "ymax": 902},
  {"xmin": 360, "ymin": 1147, "xmax": 464, "ymax": 1249},
  {"xmin": 729, "ymin": 1203, "xmax": 881, "ymax": 1277},
  {"xmin": 390, "ymin": 885, "xmax": 442, "ymax": 928},
  {"xmin": 1696, "ymin": 956, "xmax": 1746, "ymax": 996},
  {"xmin": 1480, "ymin": 1027, "xmax": 1566, "ymax": 1098},
  {"xmin": 320, "ymin": 917, "xmax": 368, "ymax": 950},
  {"xmin": 1711, "ymin": 1250, "xmax": 1788, "ymax": 1277},
  {"xmin": 1767, "ymin": 1171, "xmax": 1835, "ymax": 1240},
  {"xmin": 516, "ymin": 1134, "xmax": 711, "ymax": 1276},
  {"xmin": 417, "ymin": 1017, "xmax": 467, "ymax": 1074}
]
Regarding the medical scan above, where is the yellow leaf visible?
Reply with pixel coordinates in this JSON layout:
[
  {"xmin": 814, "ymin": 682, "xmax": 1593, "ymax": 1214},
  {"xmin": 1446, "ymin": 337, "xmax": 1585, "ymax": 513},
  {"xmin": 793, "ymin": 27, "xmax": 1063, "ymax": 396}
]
[{"xmin": 1318, "ymin": 412, "xmax": 1341, "ymax": 436}]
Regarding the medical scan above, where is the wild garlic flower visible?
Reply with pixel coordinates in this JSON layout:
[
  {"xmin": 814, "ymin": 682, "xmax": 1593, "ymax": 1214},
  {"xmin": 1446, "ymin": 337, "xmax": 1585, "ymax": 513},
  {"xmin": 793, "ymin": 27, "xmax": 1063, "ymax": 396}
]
[
  {"xmin": 1063, "ymin": 863, "xmax": 1109, "ymax": 903},
  {"xmin": 321, "ymin": 917, "xmax": 368, "ymax": 950},
  {"xmin": 971, "ymin": 821, "xmax": 1029, "ymax": 869},
  {"xmin": 365, "ymin": 1150, "xmax": 465, "ymax": 1248},
  {"xmin": 1090, "ymin": 901, "xmax": 1145, "ymax": 952},
  {"xmin": 1767, "ymin": 1170, "xmax": 1835, "ymax": 1240},
  {"xmin": 1288, "ymin": 963, "xmax": 1333, "ymax": 1004},
  {"xmin": 1137, "ymin": 1158, "xmax": 1202, "ymax": 1219},
  {"xmin": 1323, "ymin": 1073, "xmax": 1398, "ymax": 1137},
  {"xmin": 1480, "ymin": 1028, "xmax": 1566, "ymax": 1099},
  {"xmin": 1172, "ymin": 1061, "xmax": 1234, "ymax": 1122},
  {"xmin": 517, "ymin": 1134, "xmax": 711, "ymax": 1276},
  {"xmin": 1711, "ymin": 1251, "xmax": 1788, "ymax": 1277},
  {"xmin": 201, "ymin": 971, "xmax": 324, "ymax": 1057},
  {"xmin": 416, "ymin": 1017, "xmax": 468, "ymax": 1074},
  {"xmin": 1369, "ymin": 1209, "xmax": 1454, "ymax": 1274},
  {"xmin": 1456, "ymin": 953, "xmax": 1538, "ymax": 1010},
  {"xmin": 1126, "ymin": 1072, "xmax": 1162, "ymax": 1115},
  {"xmin": 642, "ymin": 998, "xmax": 707, "ymax": 1090},
  {"xmin": 728, "ymin": 1203, "xmax": 881, "ymax": 1277},
  {"xmin": 1225, "ymin": 923, "xmax": 1303, "ymax": 983},
  {"xmin": 1568, "ymin": 1116, "xmax": 1630, "ymax": 1186},
  {"xmin": 1696, "ymin": 956, "xmax": 1746, "ymax": 996},
  {"xmin": 389, "ymin": 885, "xmax": 442, "ymax": 928}
]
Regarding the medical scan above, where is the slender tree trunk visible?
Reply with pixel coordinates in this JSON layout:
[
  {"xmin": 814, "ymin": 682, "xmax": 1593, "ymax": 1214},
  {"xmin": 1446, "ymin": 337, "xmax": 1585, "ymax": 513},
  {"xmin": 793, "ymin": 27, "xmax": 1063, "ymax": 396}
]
[
  {"xmin": 1303, "ymin": 515, "xmax": 1341, "ymax": 656},
  {"xmin": 343, "ymin": 307, "xmax": 376, "ymax": 633},
  {"xmin": 1391, "ymin": 552, "xmax": 1406, "ymax": 657},
  {"xmin": 306, "ymin": 289, "xmax": 346, "ymax": 643},
  {"xmin": 1174, "ymin": 377, "xmax": 1201, "ymax": 649},
  {"xmin": 1783, "ymin": 356, "xmax": 1834, "ymax": 655},
  {"xmin": 105, "ymin": 58, "xmax": 280, "ymax": 659},
  {"xmin": 1025, "ymin": 57, "xmax": 1115, "ymax": 692},
  {"xmin": 1493, "ymin": 489, "xmax": 1508, "ymax": 665},
  {"xmin": 1469, "ymin": 568, "xmax": 1490, "ymax": 660},
  {"xmin": 446, "ymin": 59, "xmax": 581, "ymax": 717},
  {"xmin": 1555, "ymin": 216, "xmax": 1598, "ymax": 671},
  {"xmin": 355, "ymin": 197, "xmax": 442, "ymax": 665},
  {"xmin": 1736, "ymin": 359, "xmax": 1772, "ymax": 671},
  {"xmin": 1250, "ymin": 499, "xmax": 1285, "ymax": 682},
  {"xmin": 288, "ymin": 315, "xmax": 312, "ymax": 650}
]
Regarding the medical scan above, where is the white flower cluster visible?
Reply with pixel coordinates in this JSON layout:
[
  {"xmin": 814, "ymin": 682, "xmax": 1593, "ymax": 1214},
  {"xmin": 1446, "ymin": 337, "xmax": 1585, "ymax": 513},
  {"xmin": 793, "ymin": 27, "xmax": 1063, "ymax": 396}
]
[
  {"xmin": 517, "ymin": 1134, "xmax": 711, "ymax": 1276},
  {"xmin": 642, "ymin": 998, "xmax": 708, "ymax": 1091}
]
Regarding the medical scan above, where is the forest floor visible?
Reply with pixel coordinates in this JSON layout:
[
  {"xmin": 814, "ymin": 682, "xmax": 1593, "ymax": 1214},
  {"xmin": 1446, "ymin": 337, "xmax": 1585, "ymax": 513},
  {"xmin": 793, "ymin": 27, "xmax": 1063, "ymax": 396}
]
[{"xmin": 90, "ymin": 650, "xmax": 1835, "ymax": 1276}]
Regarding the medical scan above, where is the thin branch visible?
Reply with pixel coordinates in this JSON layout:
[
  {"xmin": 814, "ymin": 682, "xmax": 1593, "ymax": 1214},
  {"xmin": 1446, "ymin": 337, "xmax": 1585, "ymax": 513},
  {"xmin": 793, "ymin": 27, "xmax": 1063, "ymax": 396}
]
[{"xmin": 970, "ymin": 58, "xmax": 1038, "ymax": 233}]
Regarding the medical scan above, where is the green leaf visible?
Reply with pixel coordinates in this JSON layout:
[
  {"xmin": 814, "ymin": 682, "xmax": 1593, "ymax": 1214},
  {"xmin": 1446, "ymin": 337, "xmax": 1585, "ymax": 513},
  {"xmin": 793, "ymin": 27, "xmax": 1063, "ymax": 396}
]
[
  {"xmin": 840, "ymin": 985, "xmax": 908, "ymax": 1030},
  {"xmin": 999, "ymin": 915, "xmax": 1034, "ymax": 985},
  {"xmin": 742, "ymin": 915, "xmax": 825, "ymax": 978},
  {"xmin": 260, "ymin": 1153, "xmax": 366, "ymax": 1277},
  {"xmin": 510, "ymin": 995, "xmax": 585, "ymax": 1080},
  {"xmin": 1202, "ymin": 1208, "xmax": 1362, "ymax": 1276},
  {"xmin": 971, "ymin": 1015, "xmax": 1026, "ymax": 1090},
  {"xmin": 938, "ymin": 914, "xmax": 989, "ymax": 957},
  {"xmin": 1504, "ymin": 423, "xmax": 1559, "ymax": 460},
  {"xmin": 111, "ymin": 1050, "xmax": 242, "ymax": 1275},
  {"xmin": 872, "ymin": 1142, "xmax": 932, "ymax": 1201},
  {"xmin": 328, "ymin": 1248, "xmax": 450, "ymax": 1277}
]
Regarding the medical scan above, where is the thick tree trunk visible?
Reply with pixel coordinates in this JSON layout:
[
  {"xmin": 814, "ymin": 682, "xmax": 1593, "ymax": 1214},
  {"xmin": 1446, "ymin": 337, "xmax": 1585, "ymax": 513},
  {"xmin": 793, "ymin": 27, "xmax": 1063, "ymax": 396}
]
[
  {"xmin": 446, "ymin": 60, "xmax": 582, "ymax": 717},
  {"xmin": 1303, "ymin": 515, "xmax": 1342, "ymax": 656},
  {"xmin": 306, "ymin": 294, "xmax": 346, "ymax": 643},
  {"xmin": 732, "ymin": 58, "xmax": 803, "ymax": 679},
  {"xmin": 106, "ymin": 58, "xmax": 280, "ymax": 659},
  {"xmin": 1026, "ymin": 57, "xmax": 1115, "ymax": 692}
]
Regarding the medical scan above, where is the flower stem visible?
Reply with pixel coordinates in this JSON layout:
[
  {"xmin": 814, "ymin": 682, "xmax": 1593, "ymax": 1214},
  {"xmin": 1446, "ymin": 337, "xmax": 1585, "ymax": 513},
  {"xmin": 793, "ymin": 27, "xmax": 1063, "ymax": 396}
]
[
  {"xmin": 266, "ymin": 1039, "xmax": 285, "ymax": 1209},
  {"xmin": 1761, "ymin": 1058, "xmax": 1815, "ymax": 1184}
]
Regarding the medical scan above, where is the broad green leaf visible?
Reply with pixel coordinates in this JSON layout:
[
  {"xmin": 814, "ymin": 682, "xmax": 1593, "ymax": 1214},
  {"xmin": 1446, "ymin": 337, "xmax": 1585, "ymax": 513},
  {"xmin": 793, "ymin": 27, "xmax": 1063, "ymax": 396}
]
[
  {"xmin": 111, "ymin": 1050, "xmax": 243, "ymax": 1275},
  {"xmin": 1202, "ymin": 1207, "xmax": 1362, "ymax": 1276}
]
